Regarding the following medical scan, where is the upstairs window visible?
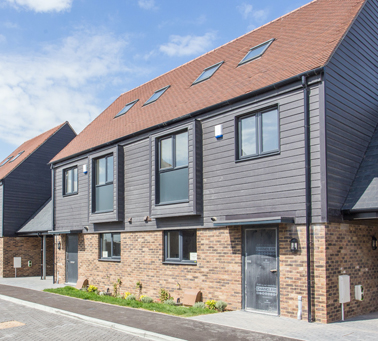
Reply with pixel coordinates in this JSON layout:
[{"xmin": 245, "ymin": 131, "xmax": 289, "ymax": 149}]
[
  {"xmin": 193, "ymin": 61, "xmax": 223, "ymax": 85},
  {"xmin": 164, "ymin": 230, "xmax": 197, "ymax": 264},
  {"xmin": 94, "ymin": 154, "xmax": 114, "ymax": 213},
  {"xmin": 64, "ymin": 167, "xmax": 78, "ymax": 195},
  {"xmin": 100, "ymin": 233, "xmax": 121, "ymax": 260},
  {"xmin": 144, "ymin": 86, "xmax": 170, "ymax": 106},
  {"xmin": 158, "ymin": 131, "xmax": 188, "ymax": 204},
  {"xmin": 114, "ymin": 100, "xmax": 138, "ymax": 118},
  {"xmin": 10, "ymin": 151, "xmax": 24, "ymax": 162},
  {"xmin": 238, "ymin": 108, "xmax": 279, "ymax": 159},
  {"xmin": 0, "ymin": 157, "xmax": 13, "ymax": 166},
  {"xmin": 238, "ymin": 39, "xmax": 274, "ymax": 66}
]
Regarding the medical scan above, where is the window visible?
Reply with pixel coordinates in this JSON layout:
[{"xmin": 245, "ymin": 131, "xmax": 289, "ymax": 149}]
[
  {"xmin": 94, "ymin": 154, "xmax": 114, "ymax": 212},
  {"xmin": 238, "ymin": 39, "xmax": 274, "ymax": 66},
  {"xmin": 144, "ymin": 86, "xmax": 170, "ymax": 106},
  {"xmin": 9, "ymin": 151, "xmax": 24, "ymax": 162},
  {"xmin": 158, "ymin": 131, "xmax": 188, "ymax": 204},
  {"xmin": 238, "ymin": 108, "xmax": 279, "ymax": 159},
  {"xmin": 164, "ymin": 230, "xmax": 197, "ymax": 263},
  {"xmin": 114, "ymin": 100, "xmax": 138, "ymax": 118},
  {"xmin": 100, "ymin": 233, "xmax": 121, "ymax": 260},
  {"xmin": 193, "ymin": 61, "xmax": 223, "ymax": 85},
  {"xmin": 0, "ymin": 156, "xmax": 13, "ymax": 167},
  {"xmin": 64, "ymin": 167, "xmax": 78, "ymax": 195}
]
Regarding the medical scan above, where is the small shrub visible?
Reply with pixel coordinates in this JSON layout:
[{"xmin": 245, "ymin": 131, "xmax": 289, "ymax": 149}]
[
  {"xmin": 125, "ymin": 294, "xmax": 136, "ymax": 301},
  {"xmin": 159, "ymin": 288, "xmax": 170, "ymax": 303},
  {"xmin": 140, "ymin": 295, "xmax": 153, "ymax": 303},
  {"xmin": 206, "ymin": 300, "xmax": 216, "ymax": 310},
  {"xmin": 215, "ymin": 300, "xmax": 228, "ymax": 312},
  {"xmin": 163, "ymin": 299, "xmax": 176, "ymax": 306},
  {"xmin": 87, "ymin": 285, "xmax": 98, "ymax": 293},
  {"xmin": 193, "ymin": 302, "xmax": 206, "ymax": 309},
  {"xmin": 124, "ymin": 292, "xmax": 132, "ymax": 299}
]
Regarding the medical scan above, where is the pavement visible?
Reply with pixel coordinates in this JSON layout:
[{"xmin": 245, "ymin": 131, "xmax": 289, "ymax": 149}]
[{"xmin": 0, "ymin": 277, "xmax": 378, "ymax": 341}]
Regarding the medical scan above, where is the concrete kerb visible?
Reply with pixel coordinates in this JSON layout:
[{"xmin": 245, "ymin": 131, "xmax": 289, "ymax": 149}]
[{"xmin": 0, "ymin": 294, "xmax": 185, "ymax": 341}]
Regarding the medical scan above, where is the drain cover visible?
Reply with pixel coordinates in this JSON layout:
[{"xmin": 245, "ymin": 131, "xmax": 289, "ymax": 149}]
[{"xmin": 0, "ymin": 321, "xmax": 25, "ymax": 329}]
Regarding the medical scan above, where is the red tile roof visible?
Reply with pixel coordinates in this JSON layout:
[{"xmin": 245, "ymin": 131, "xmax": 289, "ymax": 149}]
[
  {"xmin": 51, "ymin": 0, "xmax": 365, "ymax": 162},
  {"xmin": 0, "ymin": 123, "xmax": 68, "ymax": 180}
]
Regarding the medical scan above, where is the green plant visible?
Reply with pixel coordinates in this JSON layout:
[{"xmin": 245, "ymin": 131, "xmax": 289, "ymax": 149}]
[
  {"xmin": 125, "ymin": 294, "xmax": 136, "ymax": 301},
  {"xmin": 113, "ymin": 278, "xmax": 122, "ymax": 297},
  {"xmin": 215, "ymin": 300, "xmax": 228, "ymax": 312},
  {"xmin": 206, "ymin": 300, "xmax": 216, "ymax": 310},
  {"xmin": 140, "ymin": 295, "xmax": 153, "ymax": 303},
  {"xmin": 159, "ymin": 288, "xmax": 170, "ymax": 303},
  {"xmin": 124, "ymin": 292, "xmax": 132, "ymax": 299},
  {"xmin": 193, "ymin": 302, "xmax": 206, "ymax": 309},
  {"xmin": 164, "ymin": 299, "xmax": 176, "ymax": 306},
  {"xmin": 136, "ymin": 281, "xmax": 142, "ymax": 289},
  {"xmin": 87, "ymin": 285, "xmax": 98, "ymax": 293}
]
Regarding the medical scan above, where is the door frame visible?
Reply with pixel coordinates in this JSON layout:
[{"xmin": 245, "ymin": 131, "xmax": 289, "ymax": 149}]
[
  {"xmin": 65, "ymin": 234, "xmax": 79, "ymax": 284},
  {"xmin": 242, "ymin": 225, "xmax": 280, "ymax": 315}
]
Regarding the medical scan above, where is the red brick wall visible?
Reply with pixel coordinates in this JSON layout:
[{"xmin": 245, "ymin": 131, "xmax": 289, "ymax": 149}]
[
  {"xmin": 1, "ymin": 236, "xmax": 54, "ymax": 277},
  {"xmin": 56, "ymin": 227, "xmax": 242, "ymax": 309},
  {"xmin": 0, "ymin": 238, "xmax": 3, "ymax": 277}
]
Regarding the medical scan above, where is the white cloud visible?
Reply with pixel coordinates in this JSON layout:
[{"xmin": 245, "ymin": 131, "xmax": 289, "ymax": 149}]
[
  {"xmin": 238, "ymin": 3, "xmax": 253, "ymax": 19},
  {"xmin": 0, "ymin": 30, "xmax": 133, "ymax": 146},
  {"xmin": 137, "ymin": 0, "xmax": 156, "ymax": 10},
  {"xmin": 3, "ymin": 0, "xmax": 73, "ymax": 13},
  {"xmin": 3, "ymin": 21, "xmax": 19, "ymax": 29},
  {"xmin": 0, "ymin": 34, "xmax": 6, "ymax": 43},
  {"xmin": 159, "ymin": 32, "xmax": 216, "ymax": 57},
  {"xmin": 237, "ymin": 3, "xmax": 269, "ymax": 29}
]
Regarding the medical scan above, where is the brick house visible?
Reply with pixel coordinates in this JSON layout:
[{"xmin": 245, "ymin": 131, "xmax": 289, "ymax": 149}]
[
  {"xmin": 50, "ymin": 0, "xmax": 378, "ymax": 323},
  {"xmin": 0, "ymin": 122, "xmax": 76, "ymax": 278}
]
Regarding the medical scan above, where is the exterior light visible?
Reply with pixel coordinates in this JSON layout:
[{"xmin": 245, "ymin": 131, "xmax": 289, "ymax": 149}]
[
  {"xmin": 57, "ymin": 241, "xmax": 61, "ymax": 250},
  {"xmin": 211, "ymin": 217, "xmax": 217, "ymax": 222},
  {"xmin": 290, "ymin": 238, "xmax": 298, "ymax": 252},
  {"xmin": 372, "ymin": 236, "xmax": 377, "ymax": 250}
]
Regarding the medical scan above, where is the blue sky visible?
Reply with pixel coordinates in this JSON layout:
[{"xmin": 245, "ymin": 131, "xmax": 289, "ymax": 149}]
[{"xmin": 0, "ymin": 0, "xmax": 310, "ymax": 162}]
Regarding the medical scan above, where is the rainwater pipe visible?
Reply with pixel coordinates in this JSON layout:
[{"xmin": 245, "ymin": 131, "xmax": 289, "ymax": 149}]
[{"xmin": 302, "ymin": 75, "xmax": 312, "ymax": 323}]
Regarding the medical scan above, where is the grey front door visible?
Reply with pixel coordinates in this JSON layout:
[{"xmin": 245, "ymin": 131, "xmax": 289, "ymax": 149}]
[
  {"xmin": 66, "ymin": 234, "xmax": 78, "ymax": 283},
  {"xmin": 245, "ymin": 228, "xmax": 278, "ymax": 314}
]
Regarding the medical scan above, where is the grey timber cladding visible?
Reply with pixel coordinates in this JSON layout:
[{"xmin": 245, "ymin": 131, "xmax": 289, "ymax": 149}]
[
  {"xmin": 0, "ymin": 184, "xmax": 3, "ymax": 237},
  {"xmin": 325, "ymin": 0, "xmax": 378, "ymax": 219},
  {"xmin": 3, "ymin": 123, "xmax": 76, "ymax": 237},
  {"xmin": 18, "ymin": 199, "xmax": 52, "ymax": 233}
]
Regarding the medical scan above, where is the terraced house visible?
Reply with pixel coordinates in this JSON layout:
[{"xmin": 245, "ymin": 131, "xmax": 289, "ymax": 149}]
[{"xmin": 50, "ymin": 0, "xmax": 378, "ymax": 323}]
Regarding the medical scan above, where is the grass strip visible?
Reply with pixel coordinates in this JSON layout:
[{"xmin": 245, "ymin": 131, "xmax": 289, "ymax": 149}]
[{"xmin": 44, "ymin": 286, "xmax": 218, "ymax": 317}]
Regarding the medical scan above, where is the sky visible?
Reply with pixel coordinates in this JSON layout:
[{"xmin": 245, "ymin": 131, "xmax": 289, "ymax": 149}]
[{"xmin": 0, "ymin": 0, "xmax": 311, "ymax": 162}]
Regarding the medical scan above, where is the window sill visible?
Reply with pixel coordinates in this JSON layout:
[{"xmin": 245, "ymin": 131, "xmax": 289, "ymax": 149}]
[
  {"xmin": 98, "ymin": 258, "xmax": 121, "ymax": 263},
  {"xmin": 93, "ymin": 210, "xmax": 114, "ymax": 214},
  {"xmin": 163, "ymin": 261, "xmax": 197, "ymax": 266},
  {"xmin": 236, "ymin": 150, "xmax": 280, "ymax": 163},
  {"xmin": 155, "ymin": 200, "xmax": 189, "ymax": 206},
  {"xmin": 63, "ymin": 192, "xmax": 78, "ymax": 197}
]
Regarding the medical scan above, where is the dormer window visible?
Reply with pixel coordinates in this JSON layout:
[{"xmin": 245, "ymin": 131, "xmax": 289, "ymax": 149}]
[
  {"xmin": 193, "ymin": 61, "xmax": 223, "ymax": 85},
  {"xmin": 238, "ymin": 39, "xmax": 274, "ymax": 66},
  {"xmin": 114, "ymin": 100, "xmax": 139, "ymax": 118},
  {"xmin": 144, "ymin": 86, "xmax": 170, "ymax": 106},
  {"xmin": 10, "ymin": 151, "xmax": 24, "ymax": 162},
  {"xmin": 0, "ymin": 157, "xmax": 13, "ymax": 167}
]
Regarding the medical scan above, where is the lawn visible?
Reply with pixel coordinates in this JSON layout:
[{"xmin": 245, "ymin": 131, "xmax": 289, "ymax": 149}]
[{"xmin": 44, "ymin": 286, "xmax": 219, "ymax": 317}]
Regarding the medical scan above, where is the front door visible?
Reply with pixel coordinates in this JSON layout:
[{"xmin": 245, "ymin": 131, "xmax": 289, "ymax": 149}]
[
  {"xmin": 245, "ymin": 228, "xmax": 278, "ymax": 314},
  {"xmin": 66, "ymin": 234, "xmax": 78, "ymax": 283}
]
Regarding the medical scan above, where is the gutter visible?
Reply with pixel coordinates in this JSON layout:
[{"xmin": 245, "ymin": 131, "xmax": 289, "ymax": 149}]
[
  {"xmin": 302, "ymin": 75, "xmax": 312, "ymax": 323},
  {"xmin": 51, "ymin": 67, "xmax": 324, "ymax": 166}
]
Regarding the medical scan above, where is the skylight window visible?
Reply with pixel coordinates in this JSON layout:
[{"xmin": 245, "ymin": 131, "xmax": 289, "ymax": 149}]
[
  {"xmin": 193, "ymin": 61, "xmax": 224, "ymax": 85},
  {"xmin": 114, "ymin": 100, "xmax": 139, "ymax": 118},
  {"xmin": 0, "ymin": 156, "xmax": 13, "ymax": 167},
  {"xmin": 144, "ymin": 86, "xmax": 170, "ymax": 106},
  {"xmin": 10, "ymin": 151, "xmax": 24, "ymax": 162},
  {"xmin": 238, "ymin": 38, "xmax": 274, "ymax": 66}
]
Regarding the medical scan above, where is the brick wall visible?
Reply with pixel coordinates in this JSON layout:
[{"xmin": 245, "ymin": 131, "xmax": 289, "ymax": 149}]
[
  {"xmin": 56, "ymin": 227, "xmax": 243, "ymax": 309},
  {"xmin": 0, "ymin": 238, "xmax": 3, "ymax": 277},
  {"xmin": 1, "ymin": 236, "xmax": 54, "ymax": 277}
]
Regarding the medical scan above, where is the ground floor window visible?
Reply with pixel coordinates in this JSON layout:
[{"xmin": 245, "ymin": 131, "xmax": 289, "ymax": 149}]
[
  {"xmin": 100, "ymin": 233, "xmax": 121, "ymax": 260},
  {"xmin": 164, "ymin": 230, "xmax": 197, "ymax": 264}
]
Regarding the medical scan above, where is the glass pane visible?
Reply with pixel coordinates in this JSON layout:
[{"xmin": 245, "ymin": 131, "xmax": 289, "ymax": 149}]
[
  {"xmin": 107, "ymin": 156, "xmax": 113, "ymax": 183},
  {"xmin": 182, "ymin": 230, "xmax": 197, "ymax": 261},
  {"xmin": 158, "ymin": 168, "xmax": 188, "ymax": 203},
  {"xmin": 262, "ymin": 109, "xmax": 279, "ymax": 152},
  {"xmin": 113, "ymin": 233, "xmax": 121, "ymax": 257},
  {"xmin": 195, "ymin": 64, "xmax": 220, "ymax": 83},
  {"xmin": 73, "ymin": 168, "xmax": 78, "ymax": 193},
  {"xmin": 175, "ymin": 132, "xmax": 188, "ymax": 167},
  {"xmin": 240, "ymin": 42, "xmax": 270, "ymax": 64},
  {"xmin": 167, "ymin": 231, "xmax": 179, "ymax": 259},
  {"xmin": 95, "ymin": 183, "xmax": 114, "ymax": 212},
  {"xmin": 102, "ymin": 233, "xmax": 112, "ymax": 258},
  {"xmin": 145, "ymin": 87, "xmax": 168, "ymax": 105},
  {"xmin": 96, "ymin": 158, "xmax": 106, "ymax": 185},
  {"xmin": 65, "ymin": 169, "xmax": 71, "ymax": 194},
  {"xmin": 240, "ymin": 116, "xmax": 257, "ymax": 156},
  {"xmin": 160, "ymin": 138, "xmax": 173, "ymax": 169}
]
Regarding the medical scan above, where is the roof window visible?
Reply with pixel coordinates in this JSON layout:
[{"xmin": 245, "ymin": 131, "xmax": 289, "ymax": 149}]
[
  {"xmin": 239, "ymin": 39, "xmax": 274, "ymax": 66},
  {"xmin": 144, "ymin": 86, "xmax": 170, "ymax": 106},
  {"xmin": 193, "ymin": 61, "xmax": 223, "ymax": 85},
  {"xmin": 10, "ymin": 151, "xmax": 24, "ymax": 162},
  {"xmin": 114, "ymin": 100, "xmax": 139, "ymax": 118},
  {"xmin": 0, "ymin": 156, "xmax": 13, "ymax": 167}
]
